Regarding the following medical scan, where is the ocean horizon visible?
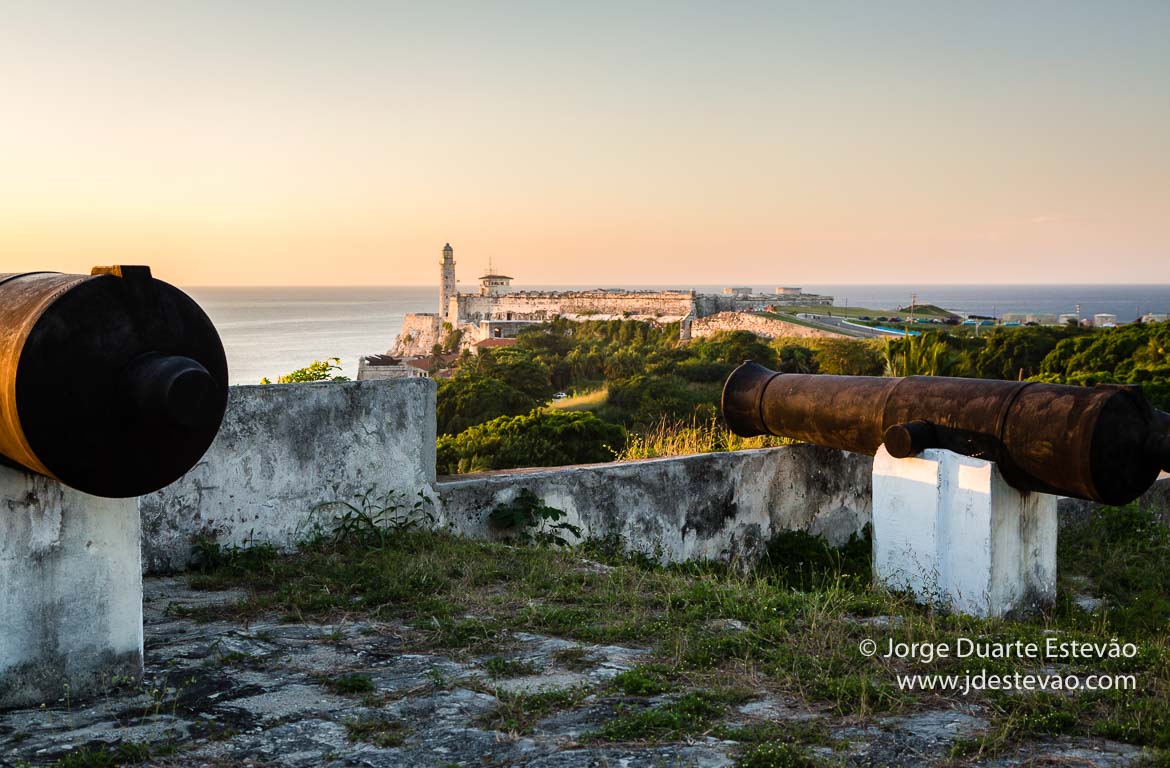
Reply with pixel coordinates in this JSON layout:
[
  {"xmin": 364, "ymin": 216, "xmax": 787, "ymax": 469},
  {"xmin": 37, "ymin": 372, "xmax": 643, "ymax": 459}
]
[{"xmin": 185, "ymin": 284, "xmax": 1170, "ymax": 385}]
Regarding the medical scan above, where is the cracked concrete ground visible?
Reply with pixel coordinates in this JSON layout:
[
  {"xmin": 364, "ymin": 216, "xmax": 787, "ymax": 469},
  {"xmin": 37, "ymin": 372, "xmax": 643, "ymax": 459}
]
[{"xmin": 0, "ymin": 578, "xmax": 1150, "ymax": 767}]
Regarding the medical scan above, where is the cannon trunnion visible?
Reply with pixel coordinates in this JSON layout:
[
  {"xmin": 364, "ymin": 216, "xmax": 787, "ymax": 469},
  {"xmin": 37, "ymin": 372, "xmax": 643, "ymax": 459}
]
[
  {"xmin": 0, "ymin": 266, "xmax": 228, "ymax": 498},
  {"xmin": 722, "ymin": 361, "xmax": 1170, "ymax": 505}
]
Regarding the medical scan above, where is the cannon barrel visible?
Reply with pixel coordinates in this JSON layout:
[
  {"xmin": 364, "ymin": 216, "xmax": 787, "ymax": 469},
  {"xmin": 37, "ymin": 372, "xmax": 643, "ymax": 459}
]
[
  {"xmin": 722, "ymin": 361, "xmax": 1170, "ymax": 505},
  {"xmin": 0, "ymin": 266, "xmax": 228, "ymax": 498}
]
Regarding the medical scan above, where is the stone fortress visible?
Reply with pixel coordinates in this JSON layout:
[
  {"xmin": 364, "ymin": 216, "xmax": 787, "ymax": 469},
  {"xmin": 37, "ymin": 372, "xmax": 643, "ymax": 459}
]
[{"xmin": 387, "ymin": 243, "xmax": 834, "ymax": 357}]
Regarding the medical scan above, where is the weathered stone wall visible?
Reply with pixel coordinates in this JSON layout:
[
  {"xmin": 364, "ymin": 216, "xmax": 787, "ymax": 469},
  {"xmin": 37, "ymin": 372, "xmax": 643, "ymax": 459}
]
[
  {"xmin": 690, "ymin": 311, "xmax": 845, "ymax": 340},
  {"xmin": 435, "ymin": 445, "xmax": 873, "ymax": 564},
  {"xmin": 454, "ymin": 290, "xmax": 696, "ymax": 324},
  {"xmin": 391, "ymin": 313, "xmax": 442, "ymax": 356},
  {"xmin": 0, "ymin": 467, "xmax": 142, "ymax": 708},
  {"xmin": 139, "ymin": 379, "xmax": 437, "ymax": 573}
]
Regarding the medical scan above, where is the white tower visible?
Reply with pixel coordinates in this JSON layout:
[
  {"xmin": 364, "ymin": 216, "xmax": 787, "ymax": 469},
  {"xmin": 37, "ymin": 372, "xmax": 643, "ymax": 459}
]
[{"xmin": 439, "ymin": 243, "xmax": 456, "ymax": 323}]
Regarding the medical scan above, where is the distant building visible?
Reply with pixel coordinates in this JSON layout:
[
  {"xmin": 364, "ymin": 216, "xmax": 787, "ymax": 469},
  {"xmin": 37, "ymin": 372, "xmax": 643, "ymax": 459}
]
[
  {"xmin": 387, "ymin": 244, "xmax": 834, "ymax": 356},
  {"xmin": 1058, "ymin": 313, "xmax": 1080, "ymax": 326},
  {"xmin": 478, "ymin": 264, "xmax": 514, "ymax": 296},
  {"xmin": 1002, "ymin": 312, "xmax": 1059, "ymax": 325},
  {"xmin": 1141, "ymin": 313, "xmax": 1169, "ymax": 323},
  {"xmin": 356, "ymin": 354, "xmax": 429, "ymax": 381},
  {"xmin": 1093, "ymin": 313, "xmax": 1118, "ymax": 328}
]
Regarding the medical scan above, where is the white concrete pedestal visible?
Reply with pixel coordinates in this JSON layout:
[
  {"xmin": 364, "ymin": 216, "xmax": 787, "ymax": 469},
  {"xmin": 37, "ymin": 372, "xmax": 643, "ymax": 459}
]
[
  {"xmin": 872, "ymin": 446, "xmax": 1057, "ymax": 618},
  {"xmin": 0, "ymin": 465, "xmax": 143, "ymax": 708}
]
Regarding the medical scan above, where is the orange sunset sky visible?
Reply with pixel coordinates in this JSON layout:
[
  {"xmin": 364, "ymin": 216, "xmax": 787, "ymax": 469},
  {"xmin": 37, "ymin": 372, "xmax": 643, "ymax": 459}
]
[{"xmin": 2, "ymin": 1, "xmax": 1168, "ymax": 287}]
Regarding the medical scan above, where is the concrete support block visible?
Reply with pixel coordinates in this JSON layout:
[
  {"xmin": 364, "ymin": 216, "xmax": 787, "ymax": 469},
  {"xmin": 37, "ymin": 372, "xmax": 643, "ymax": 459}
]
[
  {"xmin": 0, "ymin": 466, "xmax": 143, "ymax": 708},
  {"xmin": 872, "ymin": 446, "xmax": 1056, "ymax": 618}
]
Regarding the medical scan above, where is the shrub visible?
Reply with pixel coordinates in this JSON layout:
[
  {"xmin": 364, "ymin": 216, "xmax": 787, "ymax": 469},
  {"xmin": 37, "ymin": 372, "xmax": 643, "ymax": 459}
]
[{"xmin": 436, "ymin": 410, "xmax": 625, "ymax": 474}]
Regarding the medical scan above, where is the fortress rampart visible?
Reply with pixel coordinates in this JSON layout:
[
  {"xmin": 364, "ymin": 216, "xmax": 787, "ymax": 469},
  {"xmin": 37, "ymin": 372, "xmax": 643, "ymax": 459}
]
[
  {"xmin": 387, "ymin": 244, "xmax": 834, "ymax": 357},
  {"xmin": 690, "ymin": 311, "xmax": 843, "ymax": 340},
  {"xmin": 452, "ymin": 290, "xmax": 695, "ymax": 323}
]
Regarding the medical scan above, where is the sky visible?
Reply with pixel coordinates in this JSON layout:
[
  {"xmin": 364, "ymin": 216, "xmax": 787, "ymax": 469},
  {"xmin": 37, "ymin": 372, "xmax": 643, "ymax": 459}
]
[{"xmin": 1, "ymin": 1, "xmax": 1168, "ymax": 287}]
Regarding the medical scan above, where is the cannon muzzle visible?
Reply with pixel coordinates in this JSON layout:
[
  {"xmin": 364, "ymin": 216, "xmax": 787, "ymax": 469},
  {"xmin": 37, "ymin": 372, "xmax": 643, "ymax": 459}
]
[
  {"xmin": 722, "ymin": 361, "xmax": 1170, "ymax": 505},
  {"xmin": 0, "ymin": 266, "xmax": 228, "ymax": 497}
]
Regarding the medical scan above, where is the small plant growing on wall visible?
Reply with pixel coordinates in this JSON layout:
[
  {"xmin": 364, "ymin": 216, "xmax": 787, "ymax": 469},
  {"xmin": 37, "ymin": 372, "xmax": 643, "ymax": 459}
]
[
  {"xmin": 308, "ymin": 487, "xmax": 434, "ymax": 549},
  {"xmin": 488, "ymin": 489, "xmax": 581, "ymax": 547},
  {"xmin": 260, "ymin": 357, "xmax": 350, "ymax": 384}
]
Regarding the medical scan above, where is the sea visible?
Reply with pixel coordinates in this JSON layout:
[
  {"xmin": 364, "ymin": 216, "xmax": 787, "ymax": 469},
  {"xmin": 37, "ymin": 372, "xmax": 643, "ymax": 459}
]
[{"xmin": 186, "ymin": 284, "xmax": 1170, "ymax": 385}]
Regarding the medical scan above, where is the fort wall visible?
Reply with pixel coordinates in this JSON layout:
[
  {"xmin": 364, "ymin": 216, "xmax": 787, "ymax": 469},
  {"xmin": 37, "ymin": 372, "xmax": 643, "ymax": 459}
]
[
  {"xmin": 690, "ymin": 311, "xmax": 845, "ymax": 340},
  {"xmin": 393, "ymin": 291, "xmax": 696, "ymax": 356},
  {"xmin": 453, "ymin": 290, "xmax": 695, "ymax": 323},
  {"xmin": 392, "ymin": 313, "xmax": 442, "ymax": 356}
]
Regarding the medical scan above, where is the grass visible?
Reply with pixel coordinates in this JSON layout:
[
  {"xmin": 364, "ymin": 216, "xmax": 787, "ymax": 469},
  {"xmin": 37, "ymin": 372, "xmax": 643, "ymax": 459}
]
[
  {"xmin": 588, "ymin": 689, "xmax": 751, "ymax": 742},
  {"xmin": 483, "ymin": 655, "xmax": 540, "ymax": 678},
  {"xmin": 765, "ymin": 303, "xmax": 956, "ymax": 320},
  {"xmin": 548, "ymin": 387, "xmax": 609, "ymax": 412},
  {"xmin": 321, "ymin": 673, "xmax": 376, "ymax": 694},
  {"xmin": 181, "ymin": 503, "xmax": 1170, "ymax": 763},
  {"xmin": 345, "ymin": 716, "xmax": 407, "ymax": 747},
  {"xmin": 17, "ymin": 742, "xmax": 178, "ymax": 768},
  {"xmin": 616, "ymin": 417, "xmax": 795, "ymax": 460},
  {"xmin": 552, "ymin": 646, "xmax": 597, "ymax": 671},
  {"xmin": 611, "ymin": 665, "xmax": 676, "ymax": 696},
  {"xmin": 752, "ymin": 311, "xmax": 851, "ymax": 334},
  {"xmin": 477, "ymin": 687, "xmax": 589, "ymax": 733}
]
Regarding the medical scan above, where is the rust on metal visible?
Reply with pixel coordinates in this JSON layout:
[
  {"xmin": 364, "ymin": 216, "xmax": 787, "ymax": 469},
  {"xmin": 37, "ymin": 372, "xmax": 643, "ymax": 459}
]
[
  {"xmin": 722, "ymin": 361, "xmax": 1170, "ymax": 505},
  {"xmin": 0, "ymin": 267, "xmax": 228, "ymax": 498}
]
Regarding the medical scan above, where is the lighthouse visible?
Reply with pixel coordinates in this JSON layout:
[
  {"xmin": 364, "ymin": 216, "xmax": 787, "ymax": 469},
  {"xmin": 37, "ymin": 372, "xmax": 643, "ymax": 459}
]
[{"xmin": 439, "ymin": 243, "xmax": 456, "ymax": 323}]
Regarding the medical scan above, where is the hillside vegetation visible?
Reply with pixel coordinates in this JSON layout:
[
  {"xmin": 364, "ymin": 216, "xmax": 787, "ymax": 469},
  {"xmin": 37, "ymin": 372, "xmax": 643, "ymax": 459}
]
[{"xmin": 433, "ymin": 319, "xmax": 1170, "ymax": 473}]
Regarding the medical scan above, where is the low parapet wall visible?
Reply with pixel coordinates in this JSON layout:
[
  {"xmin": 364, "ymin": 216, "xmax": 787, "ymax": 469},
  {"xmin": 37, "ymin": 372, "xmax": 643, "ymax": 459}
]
[
  {"xmin": 436, "ymin": 445, "xmax": 874, "ymax": 564},
  {"xmin": 135, "ymin": 376, "xmax": 1168, "ymax": 575},
  {"xmin": 139, "ymin": 378, "xmax": 437, "ymax": 573}
]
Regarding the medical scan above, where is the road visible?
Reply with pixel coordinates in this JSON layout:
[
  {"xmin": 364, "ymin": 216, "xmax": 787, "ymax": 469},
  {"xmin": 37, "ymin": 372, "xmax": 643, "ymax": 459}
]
[{"xmin": 791, "ymin": 313, "xmax": 889, "ymax": 339}]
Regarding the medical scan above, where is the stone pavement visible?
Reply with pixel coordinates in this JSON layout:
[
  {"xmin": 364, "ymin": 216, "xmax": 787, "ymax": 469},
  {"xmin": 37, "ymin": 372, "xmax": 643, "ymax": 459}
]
[{"xmin": 0, "ymin": 578, "xmax": 1148, "ymax": 767}]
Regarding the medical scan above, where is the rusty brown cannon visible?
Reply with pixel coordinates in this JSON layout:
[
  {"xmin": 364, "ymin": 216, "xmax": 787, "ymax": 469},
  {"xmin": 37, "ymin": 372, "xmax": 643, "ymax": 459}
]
[
  {"xmin": 722, "ymin": 361, "xmax": 1170, "ymax": 505},
  {"xmin": 0, "ymin": 266, "xmax": 228, "ymax": 498}
]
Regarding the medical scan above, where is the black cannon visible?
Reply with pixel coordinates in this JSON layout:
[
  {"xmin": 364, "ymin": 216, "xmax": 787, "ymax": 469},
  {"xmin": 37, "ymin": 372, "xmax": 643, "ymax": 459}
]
[
  {"xmin": 722, "ymin": 361, "xmax": 1170, "ymax": 505},
  {"xmin": 0, "ymin": 266, "xmax": 228, "ymax": 498}
]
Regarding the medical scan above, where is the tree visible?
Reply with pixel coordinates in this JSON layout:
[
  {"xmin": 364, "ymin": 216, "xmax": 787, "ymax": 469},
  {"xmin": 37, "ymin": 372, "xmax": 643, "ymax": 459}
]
[
  {"xmin": 260, "ymin": 358, "xmax": 349, "ymax": 384},
  {"xmin": 882, "ymin": 334, "xmax": 966, "ymax": 377},
  {"xmin": 436, "ymin": 376, "xmax": 539, "ymax": 435},
  {"xmin": 607, "ymin": 374, "xmax": 702, "ymax": 426},
  {"xmin": 808, "ymin": 339, "xmax": 885, "ymax": 376},
  {"xmin": 436, "ymin": 410, "xmax": 626, "ymax": 474},
  {"xmin": 973, "ymin": 326, "xmax": 1079, "ymax": 381},
  {"xmin": 1034, "ymin": 321, "xmax": 1170, "ymax": 409},
  {"xmin": 459, "ymin": 349, "xmax": 555, "ymax": 402},
  {"xmin": 777, "ymin": 344, "xmax": 818, "ymax": 374},
  {"xmin": 442, "ymin": 327, "xmax": 464, "ymax": 353},
  {"xmin": 691, "ymin": 330, "xmax": 778, "ymax": 368}
]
